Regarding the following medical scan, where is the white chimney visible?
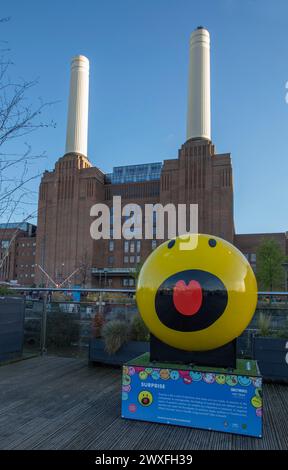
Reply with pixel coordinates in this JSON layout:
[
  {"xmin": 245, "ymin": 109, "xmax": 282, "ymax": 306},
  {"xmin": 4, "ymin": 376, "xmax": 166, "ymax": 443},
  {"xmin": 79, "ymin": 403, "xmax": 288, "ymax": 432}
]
[
  {"xmin": 65, "ymin": 55, "xmax": 89, "ymax": 156},
  {"xmin": 186, "ymin": 27, "xmax": 211, "ymax": 141}
]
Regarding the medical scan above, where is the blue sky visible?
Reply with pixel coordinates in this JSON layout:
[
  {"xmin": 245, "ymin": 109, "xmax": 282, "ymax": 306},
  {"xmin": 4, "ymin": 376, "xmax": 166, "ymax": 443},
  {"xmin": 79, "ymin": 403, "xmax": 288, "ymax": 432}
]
[{"xmin": 1, "ymin": 0, "xmax": 288, "ymax": 233}]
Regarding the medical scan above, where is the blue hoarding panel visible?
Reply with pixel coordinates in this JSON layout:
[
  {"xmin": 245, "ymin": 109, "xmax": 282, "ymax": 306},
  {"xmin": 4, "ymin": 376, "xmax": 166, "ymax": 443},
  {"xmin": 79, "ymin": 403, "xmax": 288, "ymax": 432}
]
[{"xmin": 121, "ymin": 365, "xmax": 262, "ymax": 437}]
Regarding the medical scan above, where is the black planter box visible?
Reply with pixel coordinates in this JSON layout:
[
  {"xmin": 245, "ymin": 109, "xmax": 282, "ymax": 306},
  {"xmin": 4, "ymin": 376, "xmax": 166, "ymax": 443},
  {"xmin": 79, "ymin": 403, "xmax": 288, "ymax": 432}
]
[
  {"xmin": 89, "ymin": 339, "xmax": 149, "ymax": 365},
  {"xmin": 253, "ymin": 336, "xmax": 288, "ymax": 382},
  {"xmin": 0, "ymin": 296, "xmax": 25, "ymax": 361}
]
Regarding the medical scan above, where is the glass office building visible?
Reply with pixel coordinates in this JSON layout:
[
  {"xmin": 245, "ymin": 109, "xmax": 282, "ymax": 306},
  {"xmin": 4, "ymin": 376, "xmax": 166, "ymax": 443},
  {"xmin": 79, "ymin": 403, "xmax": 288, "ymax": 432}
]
[{"xmin": 106, "ymin": 162, "xmax": 162, "ymax": 184}]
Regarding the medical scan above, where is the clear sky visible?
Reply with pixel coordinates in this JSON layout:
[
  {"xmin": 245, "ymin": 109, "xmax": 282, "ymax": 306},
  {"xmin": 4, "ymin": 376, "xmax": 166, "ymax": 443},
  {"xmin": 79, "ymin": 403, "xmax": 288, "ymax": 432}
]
[{"xmin": 1, "ymin": 0, "xmax": 288, "ymax": 233}]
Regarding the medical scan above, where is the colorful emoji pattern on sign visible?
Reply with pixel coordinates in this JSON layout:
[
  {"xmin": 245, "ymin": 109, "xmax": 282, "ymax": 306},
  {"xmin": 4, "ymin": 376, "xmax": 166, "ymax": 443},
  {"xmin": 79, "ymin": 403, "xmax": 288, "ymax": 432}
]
[{"xmin": 122, "ymin": 364, "xmax": 263, "ymax": 432}]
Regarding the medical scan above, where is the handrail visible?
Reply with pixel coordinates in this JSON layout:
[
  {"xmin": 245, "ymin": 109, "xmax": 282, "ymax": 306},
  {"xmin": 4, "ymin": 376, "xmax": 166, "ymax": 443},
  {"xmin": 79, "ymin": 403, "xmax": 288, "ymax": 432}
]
[
  {"xmin": 8, "ymin": 287, "xmax": 288, "ymax": 295},
  {"xmin": 9, "ymin": 287, "xmax": 135, "ymax": 293},
  {"xmin": 258, "ymin": 292, "xmax": 288, "ymax": 296}
]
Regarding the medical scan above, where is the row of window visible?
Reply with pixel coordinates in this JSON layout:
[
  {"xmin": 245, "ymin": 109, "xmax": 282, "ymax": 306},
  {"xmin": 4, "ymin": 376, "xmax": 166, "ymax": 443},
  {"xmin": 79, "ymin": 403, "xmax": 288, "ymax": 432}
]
[
  {"xmin": 124, "ymin": 255, "xmax": 141, "ymax": 264},
  {"xmin": 16, "ymin": 264, "xmax": 35, "ymax": 268},
  {"xmin": 122, "ymin": 278, "xmax": 136, "ymax": 287},
  {"xmin": 107, "ymin": 255, "xmax": 142, "ymax": 265},
  {"xmin": 96, "ymin": 278, "xmax": 135, "ymax": 287},
  {"xmin": 15, "ymin": 273, "xmax": 35, "ymax": 278},
  {"xmin": 108, "ymin": 240, "xmax": 157, "ymax": 252},
  {"xmin": 1, "ymin": 240, "xmax": 36, "ymax": 249},
  {"xmin": 17, "ymin": 242, "xmax": 36, "ymax": 247},
  {"xmin": 124, "ymin": 240, "xmax": 141, "ymax": 254}
]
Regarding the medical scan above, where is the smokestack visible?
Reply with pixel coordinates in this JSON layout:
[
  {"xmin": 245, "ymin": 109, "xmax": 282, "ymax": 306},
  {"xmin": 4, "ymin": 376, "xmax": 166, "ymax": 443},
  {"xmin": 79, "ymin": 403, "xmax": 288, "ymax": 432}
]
[
  {"xmin": 65, "ymin": 55, "xmax": 89, "ymax": 156},
  {"xmin": 186, "ymin": 27, "xmax": 211, "ymax": 141}
]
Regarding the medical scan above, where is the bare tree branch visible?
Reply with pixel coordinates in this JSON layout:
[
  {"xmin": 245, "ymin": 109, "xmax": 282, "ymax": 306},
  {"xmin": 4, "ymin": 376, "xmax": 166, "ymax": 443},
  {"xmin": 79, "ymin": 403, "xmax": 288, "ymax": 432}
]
[{"xmin": 0, "ymin": 17, "xmax": 56, "ymax": 226}]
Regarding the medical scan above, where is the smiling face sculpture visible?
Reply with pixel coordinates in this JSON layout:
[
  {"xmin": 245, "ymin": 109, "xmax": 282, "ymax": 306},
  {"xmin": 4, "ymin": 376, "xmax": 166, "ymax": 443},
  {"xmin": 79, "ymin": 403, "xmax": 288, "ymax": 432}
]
[{"xmin": 136, "ymin": 234, "xmax": 257, "ymax": 352}]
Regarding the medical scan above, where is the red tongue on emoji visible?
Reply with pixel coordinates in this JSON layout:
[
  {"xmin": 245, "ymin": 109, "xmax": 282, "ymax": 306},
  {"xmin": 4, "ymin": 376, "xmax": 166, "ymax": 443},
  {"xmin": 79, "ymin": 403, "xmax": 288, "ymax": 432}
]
[{"xmin": 173, "ymin": 280, "xmax": 202, "ymax": 316}]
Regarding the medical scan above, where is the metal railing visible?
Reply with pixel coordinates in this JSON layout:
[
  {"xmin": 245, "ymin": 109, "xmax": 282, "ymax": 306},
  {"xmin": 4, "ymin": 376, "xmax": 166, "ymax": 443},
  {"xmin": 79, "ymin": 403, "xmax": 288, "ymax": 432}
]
[
  {"xmin": 13, "ymin": 288, "xmax": 136, "ymax": 356},
  {"xmin": 8, "ymin": 288, "xmax": 288, "ymax": 359}
]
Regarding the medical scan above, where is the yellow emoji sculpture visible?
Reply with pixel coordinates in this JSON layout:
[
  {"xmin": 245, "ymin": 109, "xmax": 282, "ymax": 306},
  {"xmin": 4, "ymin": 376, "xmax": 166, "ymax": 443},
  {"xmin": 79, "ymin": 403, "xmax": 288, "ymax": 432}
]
[{"xmin": 136, "ymin": 234, "xmax": 257, "ymax": 351}]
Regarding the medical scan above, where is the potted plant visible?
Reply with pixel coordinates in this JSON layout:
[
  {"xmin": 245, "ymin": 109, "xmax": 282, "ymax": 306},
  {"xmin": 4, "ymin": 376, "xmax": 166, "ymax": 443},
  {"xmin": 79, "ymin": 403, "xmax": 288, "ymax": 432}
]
[
  {"xmin": 253, "ymin": 312, "xmax": 288, "ymax": 382},
  {"xmin": 89, "ymin": 314, "xmax": 149, "ymax": 365}
]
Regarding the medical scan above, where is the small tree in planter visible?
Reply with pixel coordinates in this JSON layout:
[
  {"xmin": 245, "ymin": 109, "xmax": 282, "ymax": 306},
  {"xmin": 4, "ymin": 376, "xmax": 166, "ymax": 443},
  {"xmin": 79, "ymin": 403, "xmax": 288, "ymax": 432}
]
[
  {"xmin": 91, "ymin": 312, "xmax": 105, "ymax": 338},
  {"xmin": 89, "ymin": 314, "xmax": 149, "ymax": 365},
  {"xmin": 253, "ymin": 313, "xmax": 288, "ymax": 382},
  {"xmin": 102, "ymin": 320, "xmax": 129, "ymax": 355},
  {"xmin": 130, "ymin": 314, "xmax": 150, "ymax": 342}
]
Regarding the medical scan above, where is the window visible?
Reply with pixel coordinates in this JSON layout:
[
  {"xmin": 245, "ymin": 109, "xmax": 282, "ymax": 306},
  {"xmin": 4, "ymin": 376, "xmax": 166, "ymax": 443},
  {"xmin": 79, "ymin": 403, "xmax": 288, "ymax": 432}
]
[
  {"xmin": 136, "ymin": 241, "xmax": 141, "ymax": 253},
  {"xmin": 124, "ymin": 256, "xmax": 129, "ymax": 264},
  {"xmin": 33, "ymin": 242, "xmax": 36, "ymax": 247},
  {"xmin": 22, "ymin": 243, "xmax": 25, "ymax": 247},
  {"xmin": 124, "ymin": 241, "xmax": 129, "ymax": 253},
  {"xmin": 251, "ymin": 253, "xmax": 257, "ymax": 263},
  {"xmin": 31, "ymin": 273, "xmax": 35, "ymax": 278},
  {"xmin": 130, "ymin": 242, "xmax": 135, "ymax": 253},
  {"xmin": 107, "ymin": 278, "xmax": 112, "ymax": 287},
  {"xmin": 152, "ymin": 240, "xmax": 157, "ymax": 250},
  {"xmin": 108, "ymin": 255, "xmax": 114, "ymax": 266},
  {"xmin": 109, "ymin": 240, "xmax": 114, "ymax": 252},
  {"xmin": 136, "ymin": 255, "xmax": 141, "ymax": 264},
  {"xmin": 1, "ymin": 240, "xmax": 9, "ymax": 249},
  {"xmin": 129, "ymin": 278, "xmax": 135, "ymax": 287},
  {"xmin": 123, "ymin": 278, "xmax": 129, "ymax": 287},
  {"xmin": 130, "ymin": 256, "xmax": 135, "ymax": 264}
]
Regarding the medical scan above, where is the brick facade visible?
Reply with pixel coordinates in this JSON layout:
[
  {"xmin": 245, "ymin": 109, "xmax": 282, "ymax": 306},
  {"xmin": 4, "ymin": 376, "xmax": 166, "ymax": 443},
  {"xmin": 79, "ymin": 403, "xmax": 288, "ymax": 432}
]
[
  {"xmin": 34, "ymin": 137, "xmax": 235, "ymax": 288},
  {"xmin": 0, "ymin": 224, "xmax": 36, "ymax": 286}
]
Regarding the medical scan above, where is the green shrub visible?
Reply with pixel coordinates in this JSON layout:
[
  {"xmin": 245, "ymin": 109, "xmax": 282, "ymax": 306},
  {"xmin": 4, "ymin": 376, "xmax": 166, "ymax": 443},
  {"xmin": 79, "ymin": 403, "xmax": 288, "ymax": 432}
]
[
  {"xmin": 130, "ymin": 315, "xmax": 149, "ymax": 341},
  {"xmin": 257, "ymin": 312, "xmax": 272, "ymax": 337},
  {"xmin": 102, "ymin": 320, "xmax": 129, "ymax": 355},
  {"xmin": 0, "ymin": 286, "xmax": 18, "ymax": 296},
  {"xmin": 51, "ymin": 291, "xmax": 70, "ymax": 302}
]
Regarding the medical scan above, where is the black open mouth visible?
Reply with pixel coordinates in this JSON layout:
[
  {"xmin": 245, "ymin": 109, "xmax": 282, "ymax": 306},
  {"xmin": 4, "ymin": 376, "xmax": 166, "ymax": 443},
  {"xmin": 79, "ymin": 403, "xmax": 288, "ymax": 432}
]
[
  {"xmin": 141, "ymin": 397, "xmax": 150, "ymax": 405},
  {"xmin": 155, "ymin": 269, "xmax": 228, "ymax": 332}
]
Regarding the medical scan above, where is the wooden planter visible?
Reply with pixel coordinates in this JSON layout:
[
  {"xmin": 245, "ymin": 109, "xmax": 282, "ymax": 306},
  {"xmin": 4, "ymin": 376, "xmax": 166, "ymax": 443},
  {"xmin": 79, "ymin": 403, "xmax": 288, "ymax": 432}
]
[
  {"xmin": 253, "ymin": 336, "xmax": 288, "ymax": 382},
  {"xmin": 89, "ymin": 338, "xmax": 149, "ymax": 365},
  {"xmin": 0, "ymin": 296, "xmax": 25, "ymax": 361}
]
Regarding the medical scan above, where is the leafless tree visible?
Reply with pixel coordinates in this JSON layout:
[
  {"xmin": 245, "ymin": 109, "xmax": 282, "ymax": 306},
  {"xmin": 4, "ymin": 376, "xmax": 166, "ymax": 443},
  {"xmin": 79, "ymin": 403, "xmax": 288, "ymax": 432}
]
[{"xmin": 0, "ymin": 17, "xmax": 56, "ymax": 271}]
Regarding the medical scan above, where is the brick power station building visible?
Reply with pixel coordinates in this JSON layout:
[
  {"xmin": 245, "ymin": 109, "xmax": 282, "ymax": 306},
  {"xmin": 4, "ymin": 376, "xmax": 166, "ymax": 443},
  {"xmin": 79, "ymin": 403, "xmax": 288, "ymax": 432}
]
[{"xmin": 0, "ymin": 27, "xmax": 287, "ymax": 288}]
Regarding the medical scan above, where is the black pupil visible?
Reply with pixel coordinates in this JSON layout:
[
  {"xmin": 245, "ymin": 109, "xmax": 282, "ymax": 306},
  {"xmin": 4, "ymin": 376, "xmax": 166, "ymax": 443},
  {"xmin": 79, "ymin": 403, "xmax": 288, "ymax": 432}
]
[{"xmin": 168, "ymin": 240, "xmax": 175, "ymax": 249}]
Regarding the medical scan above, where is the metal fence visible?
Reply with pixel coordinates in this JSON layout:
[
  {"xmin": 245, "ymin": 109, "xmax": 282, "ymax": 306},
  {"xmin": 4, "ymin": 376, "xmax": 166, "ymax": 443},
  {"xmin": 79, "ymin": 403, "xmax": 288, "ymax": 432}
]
[
  {"xmin": 21, "ymin": 288, "xmax": 136, "ymax": 357},
  {"xmin": 8, "ymin": 288, "xmax": 288, "ymax": 360}
]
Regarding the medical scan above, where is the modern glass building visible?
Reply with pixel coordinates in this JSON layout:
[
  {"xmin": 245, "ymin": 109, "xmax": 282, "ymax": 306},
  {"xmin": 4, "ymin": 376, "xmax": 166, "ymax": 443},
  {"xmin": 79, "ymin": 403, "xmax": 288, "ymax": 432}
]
[{"xmin": 105, "ymin": 162, "xmax": 162, "ymax": 184}]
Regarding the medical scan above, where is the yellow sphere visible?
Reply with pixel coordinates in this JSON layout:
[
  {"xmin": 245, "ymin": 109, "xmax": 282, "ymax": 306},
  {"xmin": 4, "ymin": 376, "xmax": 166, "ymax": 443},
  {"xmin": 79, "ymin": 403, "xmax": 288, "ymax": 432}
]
[{"xmin": 136, "ymin": 234, "xmax": 257, "ymax": 351}]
